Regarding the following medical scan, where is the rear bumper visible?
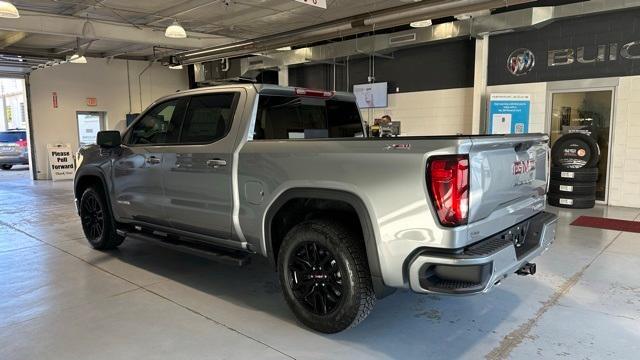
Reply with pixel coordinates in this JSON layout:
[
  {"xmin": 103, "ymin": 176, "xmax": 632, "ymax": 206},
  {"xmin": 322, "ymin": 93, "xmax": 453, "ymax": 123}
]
[
  {"xmin": 0, "ymin": 154, "xmax": 28, "ymax": 165},
  {"xmin": 407, "ymin": 211, "xmax": 557, "ymax": 295}
]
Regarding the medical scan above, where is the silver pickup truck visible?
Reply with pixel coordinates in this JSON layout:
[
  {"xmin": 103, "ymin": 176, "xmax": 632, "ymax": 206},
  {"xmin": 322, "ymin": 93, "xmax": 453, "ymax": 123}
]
[{"xmin": 74, "ymin": 84, "xmax": 557, "ymax": 333}]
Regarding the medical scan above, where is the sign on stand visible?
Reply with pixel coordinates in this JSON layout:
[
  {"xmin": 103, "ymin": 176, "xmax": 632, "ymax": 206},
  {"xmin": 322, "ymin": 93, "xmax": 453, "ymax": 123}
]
[
  {"xmin": 47, "ymin": 144, "xmax": 75, "ymax": 181},
  {"xmin": 488, "ymin": 94, "xmax": 531, "ymax": 134}
]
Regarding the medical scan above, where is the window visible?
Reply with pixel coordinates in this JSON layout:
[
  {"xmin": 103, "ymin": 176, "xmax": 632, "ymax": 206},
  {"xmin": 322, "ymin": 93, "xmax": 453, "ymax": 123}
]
[
  {"xmin": 179, "ymin": 93, "xmax": 237, "ymax": 144},
  {"xmin": 253, "ymin": 95, "xmax": 363, "ymax": 140},
  {"xmin": 0, "ymin": 131, "xmax": 26, "ymax": 142},
  {"xmin": 127, "ymin": 99, "xmax": 186, "ymax": 145}
]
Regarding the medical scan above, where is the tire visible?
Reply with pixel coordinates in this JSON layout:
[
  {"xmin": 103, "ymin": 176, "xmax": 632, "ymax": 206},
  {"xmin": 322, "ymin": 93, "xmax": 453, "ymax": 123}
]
[
  {"xmin": 550, "ymin": 166, "xmax": 598, "ymax": 182},
  {"xmin": 548, "ymin": 180, "xmax": 596, "ymax": 195},
  {"xmin": 1, "ymin": 164, "xmax": 12, "ymax": 170},
  {"xmin": 277, "ymin": 219, "xmax": 375, "ymax": 333},
  {"xmin": 551, "ymin": 133, "xmax": 600, "ymax": 169},
  {"xmin": 79, "ymin": 187, "xmax": 124, "ymax": 250},
  {"xmin": 547, "ymin": 193, "xmax": 596, "ymax": 209}
]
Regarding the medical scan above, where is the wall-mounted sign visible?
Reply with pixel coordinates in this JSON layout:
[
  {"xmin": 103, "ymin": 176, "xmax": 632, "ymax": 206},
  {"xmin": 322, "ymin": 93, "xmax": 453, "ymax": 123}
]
[
  {"xmin": 488, "ymin": 94, "xmax": 530, "ymax": 135},
  {"xmin": 86, "ymin": 97, "xmax": 97, "ymax": 107},
  {"xmin": 488, "ymin": 9, "xmax": 640, "ymax": 85},
  {"xmin": 295, "ymin": 0, "xmax": 327, "ymax": 9},
  {"xmin": 52, "ymin": 92, "xmax": 58, "ymax": 108},
  {"xmin": 46, "ymin": 144, "xmax": 75, "ymax": 181}
]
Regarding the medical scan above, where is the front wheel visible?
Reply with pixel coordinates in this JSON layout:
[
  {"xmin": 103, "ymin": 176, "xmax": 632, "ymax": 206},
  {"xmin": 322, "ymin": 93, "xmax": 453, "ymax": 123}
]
[
  {"xmin": 79, "ymin": 187, "xmax": 124, "ymax": 250},
  {"xmin": 278, "ymin": 219, "xmax": 375, "ymax": 333}
]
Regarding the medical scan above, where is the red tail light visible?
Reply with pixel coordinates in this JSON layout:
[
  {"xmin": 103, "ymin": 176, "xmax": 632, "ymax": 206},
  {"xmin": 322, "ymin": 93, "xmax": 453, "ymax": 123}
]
[
  {"xmin": 16, "ymin": 139, "xmax": 27, "ymax": 148},
  {"xmin": 295, "ymin": 88, "xmax": 334, "ymax": 98},
  {"xmin": 427, "ymin": 155, "xmax": 469, "ymax": 227}
]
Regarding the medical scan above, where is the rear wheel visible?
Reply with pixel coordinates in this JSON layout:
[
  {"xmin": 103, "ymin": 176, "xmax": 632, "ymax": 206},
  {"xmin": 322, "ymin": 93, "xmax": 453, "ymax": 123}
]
[
  {"xmin": 1, "ymin": 164, "xmax": 12, "ymax": 170},
  {"xmin": 278, "ymin": 219, "xmax": 375, "ymax": 333},
  {"xmin": 79, "ymin": 187, "xmax": 124, "ymax": 249}
]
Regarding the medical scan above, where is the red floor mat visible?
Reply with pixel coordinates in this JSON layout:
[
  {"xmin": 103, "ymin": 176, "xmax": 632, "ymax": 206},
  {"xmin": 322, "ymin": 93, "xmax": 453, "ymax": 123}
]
[{"xmin": 571, "ymin": 216, "xmax": 640, "ymax": 233}]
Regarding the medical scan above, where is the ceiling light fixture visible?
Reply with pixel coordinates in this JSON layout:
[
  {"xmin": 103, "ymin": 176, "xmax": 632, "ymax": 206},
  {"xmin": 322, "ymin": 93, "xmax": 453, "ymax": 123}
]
[
  {"xmin": 0, "ymin": 1, "xmax": 19, "ymax": 18},
  {"xmin": 276, "ymin": 46, "xmax": 292, "ymax": 51},
  {"xmin": 169, "ymin": 64, "xmax": 183, "ymax": 70},
  {"xmin": 69, "ymin": 54, "xmax": 87, "ymax": 64},
  {"xmin": 409, "ymin": 19, "xmax": 432, "ymax": 28},
  {"xmin": 165, "ymin": 20, "xmax": 187, "ymax": 39}
]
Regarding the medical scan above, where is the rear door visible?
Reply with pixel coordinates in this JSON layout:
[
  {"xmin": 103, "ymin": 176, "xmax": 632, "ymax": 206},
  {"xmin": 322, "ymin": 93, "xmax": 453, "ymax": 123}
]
[
  {"xmin": 467, "ymin": 134, "xmax": 549, "ymax": 223},
  {"xmin": 112, "ymin": 98, "xmax": 187, "ymax": 225},
  {"xmin": 162, "ymin": 90, "xmax": 244, "ymax": 241}
]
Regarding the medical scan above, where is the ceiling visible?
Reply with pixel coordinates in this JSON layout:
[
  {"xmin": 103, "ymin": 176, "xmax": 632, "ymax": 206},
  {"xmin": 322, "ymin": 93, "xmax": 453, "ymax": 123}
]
[{"xmin": 0, "ymin": 0, "xmax": 422, "ymax": 74}]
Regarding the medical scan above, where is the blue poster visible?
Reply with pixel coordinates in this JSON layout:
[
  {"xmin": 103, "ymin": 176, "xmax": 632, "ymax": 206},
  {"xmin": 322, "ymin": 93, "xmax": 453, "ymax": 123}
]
[{"xmin": 488, "ymin": 94, "xmax": 531, "ymax": 134}]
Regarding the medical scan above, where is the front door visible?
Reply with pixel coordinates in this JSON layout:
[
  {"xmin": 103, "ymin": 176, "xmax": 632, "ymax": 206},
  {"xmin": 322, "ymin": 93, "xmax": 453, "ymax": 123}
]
[
  {"xmin": 162, "ymin": 91, "xmax": 243, "ymax": 242},
  {"xmin": 112, "ymin": 98, "xmax": 187, "ymax": 225},
  {"xmin": 549, "ymin": 89, "xmax": 614, "ymax": 202}
]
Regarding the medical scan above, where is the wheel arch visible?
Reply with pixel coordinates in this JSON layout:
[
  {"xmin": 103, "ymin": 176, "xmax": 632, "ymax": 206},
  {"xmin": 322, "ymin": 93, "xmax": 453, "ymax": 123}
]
[{"xmin": 264, "ymin": 188, "xmax": 393, "ymax": 298}]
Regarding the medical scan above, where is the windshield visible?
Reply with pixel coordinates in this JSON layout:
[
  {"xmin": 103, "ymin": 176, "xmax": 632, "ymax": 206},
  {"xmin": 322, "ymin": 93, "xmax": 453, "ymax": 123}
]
[{"xmin": 0, "ymin": 131, "xmax": 26, "ymax": 143}]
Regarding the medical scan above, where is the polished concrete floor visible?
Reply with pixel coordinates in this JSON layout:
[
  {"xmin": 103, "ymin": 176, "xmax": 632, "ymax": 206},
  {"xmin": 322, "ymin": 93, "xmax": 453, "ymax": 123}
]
[{"xmin": 1, "ymin": 167, "xmax": 639, "ymax": 359}]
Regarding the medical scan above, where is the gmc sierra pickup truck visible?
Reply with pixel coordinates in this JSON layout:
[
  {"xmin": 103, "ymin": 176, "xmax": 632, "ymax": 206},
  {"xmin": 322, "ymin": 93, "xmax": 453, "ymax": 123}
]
[{"xmin": 74, "ymin": 84, "xmax": 557, "ymax": 333}]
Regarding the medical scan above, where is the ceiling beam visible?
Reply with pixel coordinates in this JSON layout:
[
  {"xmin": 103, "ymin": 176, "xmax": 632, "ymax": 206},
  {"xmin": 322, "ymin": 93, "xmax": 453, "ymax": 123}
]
[{"xmin": 0, "ymin": 10, "xmax": 236, "ymax": 50}]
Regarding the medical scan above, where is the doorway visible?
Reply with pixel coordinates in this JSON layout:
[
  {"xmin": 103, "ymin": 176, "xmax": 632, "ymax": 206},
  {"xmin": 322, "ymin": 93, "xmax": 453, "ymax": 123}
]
[
  {"xmin": 76, "ymin": 112, "xmax": 106, "ymax": 147},
  {"xmin": 548, "ymin": 89, "xmax": 614, "ymax": 202}
]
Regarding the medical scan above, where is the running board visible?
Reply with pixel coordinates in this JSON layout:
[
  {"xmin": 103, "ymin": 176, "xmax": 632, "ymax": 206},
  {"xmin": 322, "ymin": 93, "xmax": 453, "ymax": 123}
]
[{"xmin": 117, "ymin": 229, "xmax": 251, "ymax": 266}]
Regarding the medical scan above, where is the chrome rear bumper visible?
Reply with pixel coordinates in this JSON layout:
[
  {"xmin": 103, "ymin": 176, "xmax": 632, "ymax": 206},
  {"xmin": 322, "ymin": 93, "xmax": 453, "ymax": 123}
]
[{"xmin": 407, "ymin": 211, "xmax": 557, "ymax": 295}]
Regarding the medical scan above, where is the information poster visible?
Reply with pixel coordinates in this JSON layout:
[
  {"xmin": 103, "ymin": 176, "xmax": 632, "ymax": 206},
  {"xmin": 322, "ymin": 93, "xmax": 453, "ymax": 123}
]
[
  {"xmin": 47, "ymin": 144, "xmax": 75, "ymax": 181},
  {"xmin": 353, "ymin": 82, "xmax": 388, "ymax": 109},
  {"xmin": 488, "ymin": 94, "xmax": 531, "ymax": 134}
]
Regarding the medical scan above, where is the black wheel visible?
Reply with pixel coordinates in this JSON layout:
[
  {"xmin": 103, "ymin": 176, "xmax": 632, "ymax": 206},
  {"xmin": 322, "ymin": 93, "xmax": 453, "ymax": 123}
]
[
  {"xmin": 278, "ymin": 219, "xmax": 375, "ymax": 333},
  {"xmin": 79, "ymin": 187, "xmax": 124, "ymax": 250},
  {"xmin": 547, "ymin": 193, "xmax": 596, "ymax": 209},
  {"xmin": 550, "ymin": 166, "xmax": 598, "ymax": 182},
  {"xmin": 1, "ymin": 164, "xmax": 12, "ymax": 170},
  {"xmin": 551, "ymin": 133, "xmax": 600, "ymax": 169},
  {"xmin": 548, "ymin": 180, "xmax": 596, "ymax": 195}
]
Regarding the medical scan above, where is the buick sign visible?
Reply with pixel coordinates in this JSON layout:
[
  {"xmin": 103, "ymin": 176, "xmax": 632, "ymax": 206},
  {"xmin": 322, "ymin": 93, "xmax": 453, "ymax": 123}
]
[{"xmin": 507, "ymin": 48, "xmax": 535, "ymax": 76}]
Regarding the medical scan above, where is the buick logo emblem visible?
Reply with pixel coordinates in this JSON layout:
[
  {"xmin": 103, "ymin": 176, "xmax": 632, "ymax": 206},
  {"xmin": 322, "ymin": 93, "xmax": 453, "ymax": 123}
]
[{"xmin": 507, "ymin": 48, "xmax": 535, "ymax": 76}]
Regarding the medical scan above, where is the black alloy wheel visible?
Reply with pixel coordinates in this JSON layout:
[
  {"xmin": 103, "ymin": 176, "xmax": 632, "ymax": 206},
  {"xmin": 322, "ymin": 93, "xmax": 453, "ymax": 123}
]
[
  {"xmin": 81, "ymin": 192, "xmax": 105, "ymax": 241},
  {"xmin": 287, "ymin": 241, "xmax": 344, "ymax": 316}
]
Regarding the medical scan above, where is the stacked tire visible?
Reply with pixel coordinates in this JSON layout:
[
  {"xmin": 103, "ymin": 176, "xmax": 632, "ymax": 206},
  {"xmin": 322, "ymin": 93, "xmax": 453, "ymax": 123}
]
[{"xmin": 548, "ymin": 133, "xmax": 599, "ymax": 209}]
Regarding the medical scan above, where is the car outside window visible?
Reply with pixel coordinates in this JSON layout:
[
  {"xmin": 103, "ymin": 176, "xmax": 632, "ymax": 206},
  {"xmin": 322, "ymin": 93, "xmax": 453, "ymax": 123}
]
[{"xmin": 253, "ymin": 95, "xmax": 363, "ymax": 140}]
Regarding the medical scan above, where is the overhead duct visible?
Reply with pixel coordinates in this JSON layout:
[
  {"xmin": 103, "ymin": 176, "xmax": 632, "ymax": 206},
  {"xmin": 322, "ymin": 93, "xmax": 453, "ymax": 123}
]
[{"xmin": 172, "ymin": 0, "xmax": 536, "ymax": 65}]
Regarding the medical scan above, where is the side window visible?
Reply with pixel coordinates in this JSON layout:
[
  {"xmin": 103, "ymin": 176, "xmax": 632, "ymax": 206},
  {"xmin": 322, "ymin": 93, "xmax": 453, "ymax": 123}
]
[
  {"xmin": 179, "ymin": 93, "xmax": 238, "ymax": 144},
  {"xmin": 127, "ymin": 99, "xmax": 186, "ymax": 145}
]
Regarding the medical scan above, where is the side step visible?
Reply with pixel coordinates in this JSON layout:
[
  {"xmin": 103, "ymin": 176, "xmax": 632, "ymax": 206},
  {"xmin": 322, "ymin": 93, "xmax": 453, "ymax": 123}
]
[{"xmin": 117, "ymin": 229, "xmax": 252, "ymax": 266}]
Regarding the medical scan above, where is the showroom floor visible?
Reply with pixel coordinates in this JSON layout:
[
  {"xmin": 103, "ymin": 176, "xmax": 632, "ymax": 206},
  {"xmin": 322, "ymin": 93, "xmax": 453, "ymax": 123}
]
[{"xmin": 1, "ymin": 169, "xmax": 639, "ymax": 360}]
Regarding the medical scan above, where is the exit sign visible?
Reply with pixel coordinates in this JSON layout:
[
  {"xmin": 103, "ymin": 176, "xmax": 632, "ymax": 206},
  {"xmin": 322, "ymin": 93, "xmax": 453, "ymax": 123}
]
[
  {"xmin": 86, "ymin": 97, "xmax": 97, "ymax": 107},
  {"xmin": 295, "ymin": 0, "xmax": 326, "ymax": 9}
]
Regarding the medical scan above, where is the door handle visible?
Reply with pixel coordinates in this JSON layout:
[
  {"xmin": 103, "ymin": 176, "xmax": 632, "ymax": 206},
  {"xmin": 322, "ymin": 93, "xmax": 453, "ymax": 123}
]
[
  {"xmin": 146, "ymin": 156, "xmax": 161, "ymax": 165},
  {"xmin": 206, "ymin": 159, "xmax": 227, "ymax": 168}
]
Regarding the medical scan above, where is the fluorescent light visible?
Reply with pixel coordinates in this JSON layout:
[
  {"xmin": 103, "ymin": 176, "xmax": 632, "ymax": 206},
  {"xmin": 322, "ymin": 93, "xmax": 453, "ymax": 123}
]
[
  {"xmin": 0, "ymin": 1, "xmax": 19, "ymax": 19},
  {"xmin": 276, "ymin": 46, "xmax": 292, "ymax": 51},
  {"xmin": 409, "ymin": 19, "xmax": 432, "ymax": 28},
  {"xmin": 69, "ymin": 54, "xmax": 87, "ymax": 64},
  {"xmin": 165, "ymin": 20, "xmax": 187, "ymax": 39},
  {"xmin": 169, "ymin": 64, "xmax": 183, "ymax": 70},
  {"xmin": 454, "ymin": 14, "xmax": 472, "ymax": 20}
]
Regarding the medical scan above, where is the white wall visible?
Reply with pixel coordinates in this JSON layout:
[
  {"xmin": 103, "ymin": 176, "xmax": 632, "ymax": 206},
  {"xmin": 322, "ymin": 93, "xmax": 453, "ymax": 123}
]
[
  {"xmin": 609, "ymin": 75, "xmax": 640, "ymax": 208},
  {"xmin": 29, "ymin": 58, "xmax": 188, "ymax": 180},
  {"xmin": 361, "ymin": 88, "xmax": 474, "ymax": 136},
  {"xmin": 486, "ymin": 82, "xmax": 548, "ymax": 133}
]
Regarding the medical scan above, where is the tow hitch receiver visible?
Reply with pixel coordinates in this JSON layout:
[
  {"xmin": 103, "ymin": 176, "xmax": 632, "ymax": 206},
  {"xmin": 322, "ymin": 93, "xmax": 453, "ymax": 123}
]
[{"xmin": 516, "ymin": 262, "xmax": 536, "ymax": 276}]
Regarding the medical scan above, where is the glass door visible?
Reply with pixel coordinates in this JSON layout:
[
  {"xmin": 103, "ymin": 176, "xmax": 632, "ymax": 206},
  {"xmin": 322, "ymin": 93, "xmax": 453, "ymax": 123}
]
[
  {"xmin": 76, "ymin": 112, "xmax": 106, "ymax": 147},
  {"xmin": 549, "ymin": 90, "xmax": 613, "ymax": 202}
]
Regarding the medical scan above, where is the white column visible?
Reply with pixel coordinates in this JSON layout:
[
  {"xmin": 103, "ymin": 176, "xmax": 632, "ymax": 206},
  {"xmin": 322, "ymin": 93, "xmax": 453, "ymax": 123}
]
[
  {"xmin": 472, "ymin": 36, "xmax": 489, "ymax": 134},
  {"xmin": 278, "ymin": 66, "xmax": 289, "ymax": 86}
]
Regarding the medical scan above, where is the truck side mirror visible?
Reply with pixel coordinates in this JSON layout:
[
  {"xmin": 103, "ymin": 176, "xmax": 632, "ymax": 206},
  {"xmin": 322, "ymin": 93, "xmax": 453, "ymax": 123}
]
[{"xmin": 97, "ymin": 130, "xmax": 122, "ymax": 147}]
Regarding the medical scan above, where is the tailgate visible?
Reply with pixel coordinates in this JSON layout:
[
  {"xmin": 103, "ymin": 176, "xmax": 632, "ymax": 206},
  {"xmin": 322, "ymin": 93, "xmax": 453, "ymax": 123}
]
[
  {"xmin": 467, "ymin": 134, "xmax": 549, "ymax": 223},
  {"xmin": 0, "ymin": 142, "xmax": 20, "ymax": 156}
]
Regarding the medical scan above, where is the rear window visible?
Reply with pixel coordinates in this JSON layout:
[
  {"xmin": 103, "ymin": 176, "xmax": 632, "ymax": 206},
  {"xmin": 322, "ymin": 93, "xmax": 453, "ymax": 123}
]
[
  {"xmin": 0, "ymin": 131, "xmax": 26, "ymax": 142},
  {"xmin": 253, "ymin": 95, "xmax": 363, "ymax": 140}
]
